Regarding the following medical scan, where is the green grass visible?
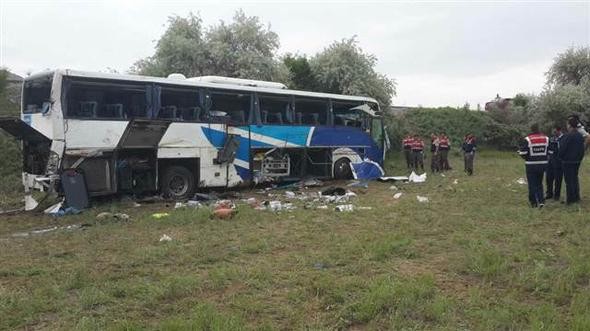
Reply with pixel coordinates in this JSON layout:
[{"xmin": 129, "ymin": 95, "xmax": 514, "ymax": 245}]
[{"xmin": 2, "ymin": 150, "xmax": 590, "ymax": 330}]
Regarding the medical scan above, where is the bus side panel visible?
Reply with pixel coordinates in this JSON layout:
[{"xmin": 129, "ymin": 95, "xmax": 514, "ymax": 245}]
[
  {"xmin": 309, "ymin": 126, "xmax": 383, "ymax": 164},
  {"xmin": 64, "ymin": 120, "xmax": 129, "ymax": 150},
  {"xmin": 159, "ymin": 122, "xmax": 239, "ymax": 187}
]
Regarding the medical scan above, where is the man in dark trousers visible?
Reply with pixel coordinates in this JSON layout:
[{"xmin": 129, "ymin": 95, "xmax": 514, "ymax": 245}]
[
  {"xmin": 545, "ymin": 126, "xmax": 563, "ymax": 201},
  {"xmin": 402, "ymin": 135, "xmax": 414, "ymax": 169},
  {"xmin": 438, "ymin": 133, "xmax": 451, "ymax": 171},
  {"xmin": 462, "ymin": 134, "xmax": 476, "ymax": 175},
  {"xmin": 411, "ymin": 135, "xmax": 425, "ymax": 172},
  {"xmin": 559, "ymin": 117, "xmax": 585, "ymax": 204},
  {"xmin": 430, "ymin": 133, "xmax": 440, "ymax": 173},
  {"xmin": 518, "ymin": 124, "xmax": 549, "ymax": 208}
]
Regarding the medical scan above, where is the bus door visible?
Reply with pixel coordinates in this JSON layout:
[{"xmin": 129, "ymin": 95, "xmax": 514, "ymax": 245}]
[{"xmin": 370, "ymin": 117, "xmax": 386, "ymax": 161}]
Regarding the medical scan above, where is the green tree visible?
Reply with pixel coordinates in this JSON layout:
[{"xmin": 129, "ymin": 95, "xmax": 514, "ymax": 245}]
[
  {"xmin": 132, "ymin": 13, "xmax": 207, "ymax": 77},
  {"xmin": 131, "ymin": 10, "xmax": 287, "ymax": 82},
  {"xmin": 309, "ymin": 38, "xmax": 396, "ymax": 107},
  {"xmin": 282, "ymin": 54, "xmax": 318, "ymax": 91},
  {"xmin": 546, "ymin": 47, "xmax": 590, "ymax": 87},
  {"xmin": 0, "ymin": 69, "xmax": 23, "ymax": 204},
  {"xmin": 533, "ymin": 47, "xmax": 590, "ymax": 128},
  {"xmin": 536, "ymin": 80, "xmax": 590, "ymax": 128},
  {"xmin": 512, "ymin": 93, "xmax": 531, "ymax": 107}
]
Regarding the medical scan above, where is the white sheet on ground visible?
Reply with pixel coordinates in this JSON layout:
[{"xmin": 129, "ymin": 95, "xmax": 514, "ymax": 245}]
[{"xmin": 408, "ymin": 172, "xmax": 427, "ymax": 183}]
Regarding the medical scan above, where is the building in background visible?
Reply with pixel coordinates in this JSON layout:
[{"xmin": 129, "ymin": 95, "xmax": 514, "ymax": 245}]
[{"xmin": 485, "ymin": 94, "xmax": 513, "ymax": 111}]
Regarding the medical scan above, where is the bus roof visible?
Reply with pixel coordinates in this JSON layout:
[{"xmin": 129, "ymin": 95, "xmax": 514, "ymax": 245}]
[{"xmin": 42, "ymin": 69, "xmax": 380, "ymax": 106}]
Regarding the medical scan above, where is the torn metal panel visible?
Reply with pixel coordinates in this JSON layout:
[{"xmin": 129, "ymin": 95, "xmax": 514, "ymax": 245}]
[
  {"xmin": 118, "ymin": 119, "xmax": 170, "ymax": 149},
  {"xmin": 0, "ymin": 117, "xmax": 50, "ymax": 143},
  {"xmin": 215, "ymin": 134, "xmax": 240, "ymax": 164},
  {"xmin": 64, "ymin": 120, "xmax": 128, "ymax": 150}
]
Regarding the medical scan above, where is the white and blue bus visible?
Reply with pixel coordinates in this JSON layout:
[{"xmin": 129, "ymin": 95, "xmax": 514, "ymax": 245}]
[{"xmin": 0, "ymin": 69, "xmax": 388, "ymax": 208}]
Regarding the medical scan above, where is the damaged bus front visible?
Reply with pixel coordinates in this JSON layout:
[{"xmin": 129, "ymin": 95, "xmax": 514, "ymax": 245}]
[{"xmin": 0, "ymin": 71, "xmax": 64, "ymax": 210}]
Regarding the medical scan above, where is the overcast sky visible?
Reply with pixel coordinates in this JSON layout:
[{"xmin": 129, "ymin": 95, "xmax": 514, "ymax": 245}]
[{"xmin": 1, "ymin": 0, "xmax": 589, "ymax": 108}]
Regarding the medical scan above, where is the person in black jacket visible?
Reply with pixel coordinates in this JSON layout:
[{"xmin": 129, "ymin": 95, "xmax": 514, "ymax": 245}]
[
  {"xmin": 518, "ymin": 124, "xmax": 550, "ymax": 208},
  {"xmin": 545, "ymin": 126, "xmax": 563, "ymax": 201},
  {"xmin": 559, "ymin": 117, "xmax": 585, "ymax": 204},
  {"xmin": 462, "ymin": 134, "xmax": 476, "ymax": 175}
]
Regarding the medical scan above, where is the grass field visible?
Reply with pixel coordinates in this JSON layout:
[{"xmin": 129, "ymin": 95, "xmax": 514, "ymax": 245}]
[{"xmin": 2, "ymin": 150, "xmax": 590, "ymax": 330}]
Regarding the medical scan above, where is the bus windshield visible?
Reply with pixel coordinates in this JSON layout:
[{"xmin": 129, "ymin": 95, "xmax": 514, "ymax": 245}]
[{"xmin": 23, "ymin": 74, "xmax": 53, "ymax": 114}]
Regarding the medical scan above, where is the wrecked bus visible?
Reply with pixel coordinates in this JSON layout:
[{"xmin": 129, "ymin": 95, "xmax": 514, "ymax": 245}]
[{"xmin": 0, "ymin": 69, "xmax": 388, "ymax": 209}]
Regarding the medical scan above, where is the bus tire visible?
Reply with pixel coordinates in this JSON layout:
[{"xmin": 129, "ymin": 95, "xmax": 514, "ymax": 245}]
[
  {"xmin": 161, "ymin": 165, "xmax": 195, "ymax": 200},
  {"xmin": 333, "ymin": 158, "xmax": 353, "ymax": 180}
]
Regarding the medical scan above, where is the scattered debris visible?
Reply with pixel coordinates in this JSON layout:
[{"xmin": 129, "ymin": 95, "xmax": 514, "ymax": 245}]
[
  {"xmin": 300, "ymin": 178, "xmax": 323, "ymax": 187},
  {"xmin": 389, "ymin": 185, "xmax": 399, "ymax": 191},
  {"xmin": 187, "ymin": 200, "xmax": 201, "ymax": 208},
  {"xmin": 335, "ymin": 204, "xmax": 354, "ymax": 212},
  {"xmin": 516, "ymin": 178, "xmax": 527, "ymax": 185},
  {"xmin": 378, "ymin": 176, "xmax": 408, "ymax": 182},
  {"xmin": 96, "ymin": 212, "xmax": 130, "ymax": 221},
  {"xmin": 321, "ymin": 187, "xmax": 346, "ymax": 196},
  {"xmin": 44, "ymin": 201, "xmax": 63, "ymax": 215},
  {"xmin": 10, "ymin": 223, "xmax": 91, "ymax": 238},
  {"xmin": 408, "ymin": 172, "xmax": 427, "ymax": 183},
  {"xmin": 212, "ymin": 208, "xmax": 236, "ymax": 219},
  {"xmin": 193, "ymin": 193, "xmax": 218, "ymax": 202},
  {"xmin": 43, "ymin": 199, "xmax": 83, "ymax": 217},
  {"xmin": 285, "ymin": 191, "xmax": 296, "ymax": 198},
  {"xmin": 174, "ymin": 201, "xmax": 203, "ymax": 209},
  {"xmin": 393, "ymin": 192, "xmax": 403, "ymax": 199},
  {"xmin": 320, "ymin": 189, "xmax": 357, "ymax": 203},
  {"xmin": 159, "ymin": 234, "xmax": 172, "ymax": 242},
  {"xmin": 453, "ymin": 179, "xmax": 459, "ymax": 185},
  {"xmin": 347, "ymin": 180, "xmax": 369, "ymax": 188},
  {"xmin": 152, "ymin": 213, "xmax": 170, "ymax": 219},
  {"xmin": 260, "ymin": 200, "xmax": 296, "ymax": 211},
  {"xmin": 416, "ymin": 195, "xmax": 429, "ymax": 203}
]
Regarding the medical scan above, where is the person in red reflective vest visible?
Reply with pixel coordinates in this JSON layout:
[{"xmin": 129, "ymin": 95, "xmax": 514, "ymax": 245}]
[
  {"xmin": 411, "ymin": 135, "xmax": 425, "ymax": 172},
  {"xmin": 402, "ymin": 135, "xmax": 414, "ymax": 169},
  {"xmin": 438, "ymin": 133, "xmax": 451, "ymax": 171},
  {"xmin": 518, "ymin": 124, "xmax": 550, "ymax": 208}
]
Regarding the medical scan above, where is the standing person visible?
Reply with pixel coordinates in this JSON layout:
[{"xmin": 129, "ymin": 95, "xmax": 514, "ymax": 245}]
[
  {"xmin": 462, "ymin": 134, "xmax": 476, "ymax": 175},
  {"xmin": 430, "ymin": 133, "xmax": 440, "ymax": 173},
  {"xmin": 402, "ymin": 135, "xmax": 414, "ymax": 169},
  {"xmin": 411, "ymin": 135, "xmax": 425, "ymax": 172},
  {"xmin": 559, "ymin": 117, "xmax": 585, "ymax": 205},
  {"xmin": 545, "ymin": 126, "xmax": 563, "ymax": 201},
  {"xmin": 518, "ymin": 124, "xmax": 550, "ymax": 208},
  {"xmin": 438, "ymin": 133, "xmax": 451, "ymax": 171}
]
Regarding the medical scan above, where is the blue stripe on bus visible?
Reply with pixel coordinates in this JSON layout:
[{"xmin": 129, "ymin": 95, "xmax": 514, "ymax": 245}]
[
  {"xmin": 247, "ymin": 125, "xmax": 311, "ymax": 146},
  {"xmin": 234, "ymin": 165, "xmax": 252, "ymax": 181},
  {"xmin": 201, "ymin": 126, "xmax": 271, "ymax": 163},
  {"xmin": 310, "ymin": 126, "xmax": 383, "ymax": 165}
]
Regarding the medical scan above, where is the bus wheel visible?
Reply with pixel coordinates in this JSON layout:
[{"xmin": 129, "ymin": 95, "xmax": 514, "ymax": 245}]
[
  {"xmin": 333, "ymin": 158, "xmax": 353, "ymax": 179},
  {"xmin": 161, "ymin": 166, "xmax": 195, "ymax": 200}
]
